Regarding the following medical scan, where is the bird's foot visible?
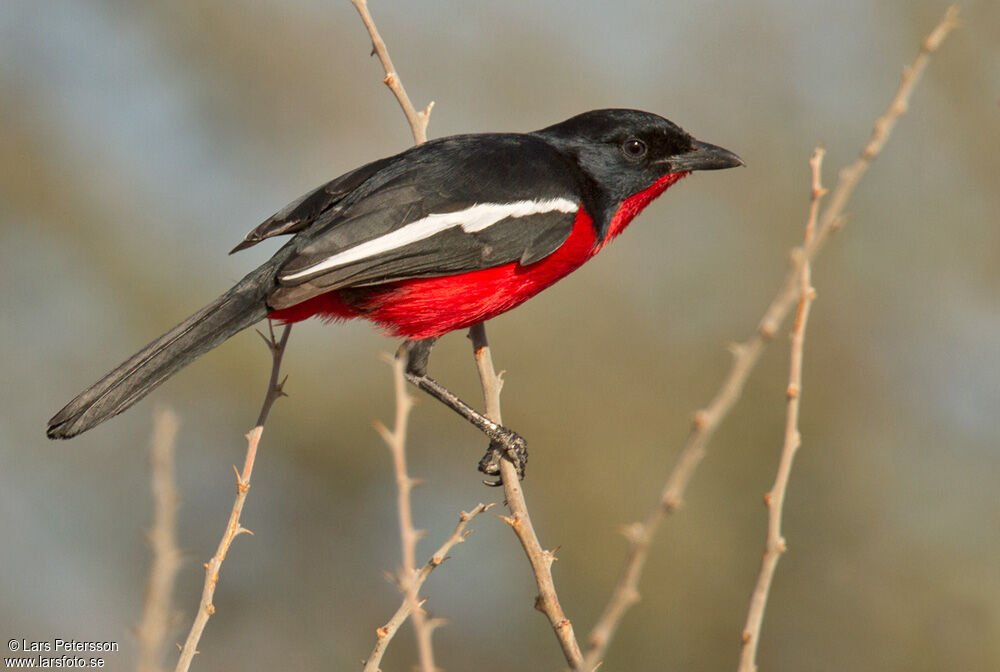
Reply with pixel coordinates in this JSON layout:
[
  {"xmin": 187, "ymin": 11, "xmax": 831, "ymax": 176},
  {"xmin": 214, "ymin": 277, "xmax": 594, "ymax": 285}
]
[{"xmin": 478, "ymin": 429, "xmax": 528, "ymax": 486}]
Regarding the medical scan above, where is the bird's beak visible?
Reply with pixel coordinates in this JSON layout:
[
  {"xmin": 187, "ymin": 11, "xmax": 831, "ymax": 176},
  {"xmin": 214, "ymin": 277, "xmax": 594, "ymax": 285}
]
[{"xmin": 667, "ymin": 140, "xmax": 744, "ymax": 172}]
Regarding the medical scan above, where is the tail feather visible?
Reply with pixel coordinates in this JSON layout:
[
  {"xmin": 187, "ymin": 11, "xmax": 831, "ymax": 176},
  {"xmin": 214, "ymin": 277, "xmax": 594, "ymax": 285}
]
[{"xmin": 47, "ymin": 257, "xmax": 286, "ymax": 439}]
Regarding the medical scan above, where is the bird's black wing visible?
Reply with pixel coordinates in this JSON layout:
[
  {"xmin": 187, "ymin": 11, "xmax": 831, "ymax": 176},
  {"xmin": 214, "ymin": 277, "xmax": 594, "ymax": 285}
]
[{"xmin": 266, "ymin": 134, "xmax": 584, "ymax": 310}]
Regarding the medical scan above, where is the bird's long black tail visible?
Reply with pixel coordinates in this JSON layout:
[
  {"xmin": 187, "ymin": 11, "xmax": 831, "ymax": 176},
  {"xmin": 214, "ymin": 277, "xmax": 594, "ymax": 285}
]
[{"xmin": 47, "ymin": 253, "xmax": 289, "ymax": 440}]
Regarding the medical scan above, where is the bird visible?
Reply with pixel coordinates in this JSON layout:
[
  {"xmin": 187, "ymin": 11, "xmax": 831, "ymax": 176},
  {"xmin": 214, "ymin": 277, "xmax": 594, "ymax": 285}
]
[{"xmin": 47, "ymin": 108, "xmax": 742, "ymax": 479}]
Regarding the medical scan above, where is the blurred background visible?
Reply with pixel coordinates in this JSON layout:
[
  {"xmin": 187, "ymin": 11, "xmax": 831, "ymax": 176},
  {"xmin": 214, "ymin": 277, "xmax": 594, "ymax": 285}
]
[{"xmin": 2, "ymin": 0, "xmax": 998, "ymax": 670}]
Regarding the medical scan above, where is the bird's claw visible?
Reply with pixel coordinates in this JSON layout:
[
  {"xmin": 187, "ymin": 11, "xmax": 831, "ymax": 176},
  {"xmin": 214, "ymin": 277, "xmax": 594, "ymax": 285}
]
[{"xmin": 478, "ymin": 431, "xmax": 528, "ymax": 486}]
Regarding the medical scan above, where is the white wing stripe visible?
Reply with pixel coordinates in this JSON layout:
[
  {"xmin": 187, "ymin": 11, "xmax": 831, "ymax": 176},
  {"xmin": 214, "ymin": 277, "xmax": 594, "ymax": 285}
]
[{"xmin": 280, "ymin": 197, "xmax": 578, "ymax": 281}]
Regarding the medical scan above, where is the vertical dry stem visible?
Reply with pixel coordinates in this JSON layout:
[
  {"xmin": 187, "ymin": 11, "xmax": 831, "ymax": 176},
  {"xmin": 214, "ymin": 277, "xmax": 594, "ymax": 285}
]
[
  {"xmin": 374, "ymin": 353, "xmax": 436, "ymax": 672},
  {"xmin": 349, "ymin": 0, "xmax": 433, "ymax": 144},
  {"xmin": 347, "ymin": 2, "xmax": 441, "ymax": 667},
  {"xmin": 581, "ymin": 8, "xmax": 959, "ymax": 669},
  {"xmin": 736, "ymin": 148, "xmax": 825, "ymax": 672},
  {"xmin": 469, "ymin": 324, "xmax": 584, "ymax": 669},
  {"xmin": 137, "ymin": 407, "xmax": 181, "ymax": 672},
  {"xmin": 173, "ymin": 323, "xmax": 291, "ymax": 672}
]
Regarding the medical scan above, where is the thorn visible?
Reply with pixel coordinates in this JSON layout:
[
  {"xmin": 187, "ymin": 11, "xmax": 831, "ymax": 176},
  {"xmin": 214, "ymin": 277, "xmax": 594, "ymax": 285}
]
[{"xmin": 497, "ymin": 513, "xmax": 519, "ymax": 528}]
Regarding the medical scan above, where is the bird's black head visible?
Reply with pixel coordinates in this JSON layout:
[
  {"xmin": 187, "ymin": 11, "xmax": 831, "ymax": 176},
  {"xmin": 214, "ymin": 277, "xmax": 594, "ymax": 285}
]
[{"xmin": 535, "ymin": 109, "xmax": 742, "ymax": 212}]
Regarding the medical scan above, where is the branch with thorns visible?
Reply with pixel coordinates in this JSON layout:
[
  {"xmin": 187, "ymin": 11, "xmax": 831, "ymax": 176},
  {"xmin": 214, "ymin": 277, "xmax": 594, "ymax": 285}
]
[
  {"xmin": 363, "ymin": 503, "xmax": 492, "ymax": 672},
  {"xmin": 736, "ymin": 146, "xmax": 825, "ymax": 672},
  {"xmin": 173, "ymin": 322, "xmax": 291, "ymax": 672},
  {"xmin": 580, "ymin": 7, "xmax": 959, "ymax": 670},
  {"xmin": 370, "ymin": 352, "xmax": 437, "ymax": 672},
  {"xmin": 470, "ymin": 325, "xmax": 584, "ymax": 668}
]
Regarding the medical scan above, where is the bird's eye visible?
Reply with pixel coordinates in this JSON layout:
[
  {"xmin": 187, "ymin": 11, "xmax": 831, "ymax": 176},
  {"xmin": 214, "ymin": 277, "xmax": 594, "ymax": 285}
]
[{"xmin": 621, "ymin": 138, "xmax": 647, "ymax": 158}]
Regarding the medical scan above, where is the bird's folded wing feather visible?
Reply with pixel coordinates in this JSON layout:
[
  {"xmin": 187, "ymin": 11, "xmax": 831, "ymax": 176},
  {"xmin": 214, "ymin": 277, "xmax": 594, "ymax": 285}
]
[{"xmin": 253, "ymin": 135, "xmax": 584, "ymax": 309}]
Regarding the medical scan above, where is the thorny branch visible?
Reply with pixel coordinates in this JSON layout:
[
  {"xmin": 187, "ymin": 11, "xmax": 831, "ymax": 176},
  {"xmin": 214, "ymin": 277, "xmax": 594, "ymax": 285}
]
[
  {"xmin": 363, "ymin": 504, "xmax": 492, "ymax": 672},
  {"xmin": 736, "ymin": 147, "xmax": 825, "ymax": 672},
  {"xmin": 469, "ymin": 324, "xmax": 584, "ymax": 669},
  {"xmin": 349, "ymin": 0, "xmax": 434, "ymax": 144},
  {"xmin": 348, "ymin": 3, "xmax": 480, "ymax": 669},
  {"xmin": 581, "ymin": 7, "xmax": 959, "ymax": 669},
  {"xmin": 173, "ymin": 322, "xmax": 291, "ymax": 672},
  {"xmin": 372, "ymin": 353, "xmax": 436, "ymax": 672}
]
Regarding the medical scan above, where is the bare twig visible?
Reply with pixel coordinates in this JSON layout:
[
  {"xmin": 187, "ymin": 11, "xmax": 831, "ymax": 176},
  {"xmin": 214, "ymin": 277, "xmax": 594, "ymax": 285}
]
[
  {"xmin": 582, "ymin": 8, "xmax": 959, "ymax": 669},
  {"xmin": 736, "ymin": 147, "xmax": 825, "ymax": 672},
  {"xmin": 469, "ymin": 324, "xmax": 584, "ymax": 669},
  {"xmin": 347, "ymin": 3, "xmax": 442, "ymax": 667},
  {"xmin": 349, "ymin": 0, "xmax": 433, "ymax": 144},
  {"xmin": 137, "ymin": 406, "xmax": 182, "ymax": 672},
  {"xmin": 373, "ymin": 352, "xmax": 436, "ymax": 672},
  {"xmin": 363, "ymin": 503, "xmax": 492, "ymax": 672},
  {"xmin": 174, "ymin": 323, "xmax": 291, "ymax": 672}
]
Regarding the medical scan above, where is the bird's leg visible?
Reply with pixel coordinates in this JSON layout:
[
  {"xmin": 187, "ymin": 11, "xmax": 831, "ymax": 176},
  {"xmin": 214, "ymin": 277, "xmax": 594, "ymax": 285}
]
[{"xmin": 397, "ymin": 338, "xmax": 527, "ymax": 484}]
